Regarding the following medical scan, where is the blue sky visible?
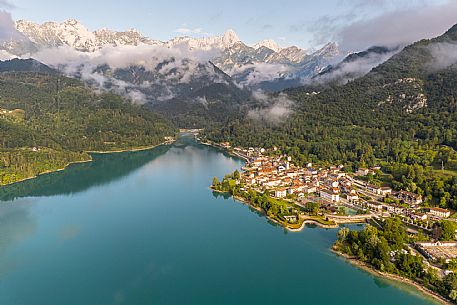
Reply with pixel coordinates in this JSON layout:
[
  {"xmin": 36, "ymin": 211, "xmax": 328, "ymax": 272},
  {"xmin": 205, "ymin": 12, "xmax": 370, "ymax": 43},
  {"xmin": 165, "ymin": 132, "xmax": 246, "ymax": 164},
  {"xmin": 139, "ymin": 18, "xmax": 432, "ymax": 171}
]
[{"xmin": 5, "ymin": 0, "xmax": 457, "ymax": 50}]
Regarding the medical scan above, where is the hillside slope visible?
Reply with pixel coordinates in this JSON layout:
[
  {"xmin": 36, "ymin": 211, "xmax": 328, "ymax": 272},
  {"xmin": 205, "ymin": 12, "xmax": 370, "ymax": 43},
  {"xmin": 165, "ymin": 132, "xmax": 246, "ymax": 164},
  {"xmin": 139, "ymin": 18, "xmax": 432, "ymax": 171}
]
[
  {"xmin": 204, "ymin": 24, "xmax": 457, "ymax": 209},
  {"xmin": 0, "ymin": 59, "xmax": 176, "ymax": 185}
]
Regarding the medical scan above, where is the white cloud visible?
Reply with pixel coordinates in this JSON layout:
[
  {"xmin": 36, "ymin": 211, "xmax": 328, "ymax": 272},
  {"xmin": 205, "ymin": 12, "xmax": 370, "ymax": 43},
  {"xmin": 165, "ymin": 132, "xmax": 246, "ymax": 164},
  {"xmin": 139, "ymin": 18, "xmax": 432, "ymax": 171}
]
[
  {"xmin": 27, "ymin": 43, "xmax": 225, "ymax": 103},
  {"xmin": 174, "ymin": 27, "xmax": 210, "ymax": 37},
  {"xmin": 427, "ymin": 42, "xmax": 457, "ymax": 71},
  {"xmin": 315, "ymin": 47, "xmax": 401, "ymax": 83},
  {"xmin": 248, "ymin": 92, "xmax": 294, "ymax": 124},
  {"xmin": 0, "ymin": 1, "xmax": 14, "ymax": 9},
  {"xmin": 0, "ymin": 10, "xmax": 24, "ymax": 42},
  {"xmin": 232, "ymin": 62, "xmax": 291, "ymax": 86},
  {"xmin": 309, "ymin": 0, "xmax": 457, "ymax": 52}
]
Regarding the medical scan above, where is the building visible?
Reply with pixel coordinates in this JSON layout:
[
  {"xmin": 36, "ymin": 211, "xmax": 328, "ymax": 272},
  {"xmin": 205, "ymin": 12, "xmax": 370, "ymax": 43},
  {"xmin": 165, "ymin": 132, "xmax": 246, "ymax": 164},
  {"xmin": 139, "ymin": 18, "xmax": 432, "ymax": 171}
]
[
  {"xmin": 283, "ymin": 215, "xmax": 298, "ymax": 223},
  {"xmin": 274, "ymin": 188, "xmax": 287, "ymax": 198},
  {"xmin": 380, "ymin": 187, "xmax": 392, "ymax": 196},
  {"xmin": 347, "ymin": 190, "xmax": 359, "ymax": 203},
  {"xmin": 411, "ymin": 213, "xmax": 428, "ymax": 221},
  {"xmin": 397, "ymin": 190, "xmax": 423, "ymax": 205},
  {"xmin": 416, "ymin": 242, "xmax": 457, "ymax": 263},
  {"xmin": 428, "ymin": 207, "xmax": 451, "ymax": 219},
  {"xmin": 385, "ymin": 204, "xmax": 404, "ymax": 215},
  {"xmin": 320, "ymin": 188, "xmax": 340, "ymax": 203},
  {"xmin": 366, "ymin": 201, "xmax": 383, "ymax": 212},
  {"xmin": 356, "ymin": 168, "xmax": 370, "ymax": 176},
  {"xmin": 367, "ymin": 185, "xmax": 381, "ymax": 194},
  {"xmin": 367, "ymin": 185, "xmax": 392, "ymax": 196}
]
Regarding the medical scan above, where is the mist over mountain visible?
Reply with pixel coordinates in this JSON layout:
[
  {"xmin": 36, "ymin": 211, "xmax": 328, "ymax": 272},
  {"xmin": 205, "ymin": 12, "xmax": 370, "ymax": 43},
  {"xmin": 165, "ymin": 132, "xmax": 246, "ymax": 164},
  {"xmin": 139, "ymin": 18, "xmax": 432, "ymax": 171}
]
[{"xmin": 0, "ymin": 18, "xmax": 346, "ymax": 93}]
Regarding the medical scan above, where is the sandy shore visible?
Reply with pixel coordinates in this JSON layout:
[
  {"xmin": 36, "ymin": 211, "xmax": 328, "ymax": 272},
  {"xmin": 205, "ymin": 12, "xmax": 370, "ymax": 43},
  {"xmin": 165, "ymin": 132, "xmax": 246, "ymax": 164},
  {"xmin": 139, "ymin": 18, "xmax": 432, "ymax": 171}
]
[{"xmin": 333, "ymin": 250, "xmax": 452, "ymax": 305}]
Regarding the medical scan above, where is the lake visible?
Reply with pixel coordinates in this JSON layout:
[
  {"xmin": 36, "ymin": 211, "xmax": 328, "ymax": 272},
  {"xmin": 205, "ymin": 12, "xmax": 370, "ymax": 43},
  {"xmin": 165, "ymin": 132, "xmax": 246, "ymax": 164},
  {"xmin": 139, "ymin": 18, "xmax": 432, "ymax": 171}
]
[{"xmin": 0, "ymin": 137, "xmax": 439, "ymax": 305}]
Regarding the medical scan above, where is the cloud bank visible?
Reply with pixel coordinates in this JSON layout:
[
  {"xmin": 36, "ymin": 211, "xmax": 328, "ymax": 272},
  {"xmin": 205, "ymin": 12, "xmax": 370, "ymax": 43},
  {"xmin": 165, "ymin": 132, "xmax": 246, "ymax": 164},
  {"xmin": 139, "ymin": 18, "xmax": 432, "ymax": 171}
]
[
  {"xmin": 427, "ymin": 42, "xmax": 457, "ymax": 71},
  {"xmin": 0, "ymin": 10, "xmax": 25, "ymax": 43},
  {"xmin": 315, "ymin": 47, "xmax": 401, "ymax": 83},
  {"xmin": 310, "ymin": 0, "xmax": 457, "ymax": 52},
  {"xmin": 29, "ymin": 44, "xmax": 224, "ymax": 103},
  {"xmin": 248, "ymin": 91, "xmax": 294, "ymax": 124}
]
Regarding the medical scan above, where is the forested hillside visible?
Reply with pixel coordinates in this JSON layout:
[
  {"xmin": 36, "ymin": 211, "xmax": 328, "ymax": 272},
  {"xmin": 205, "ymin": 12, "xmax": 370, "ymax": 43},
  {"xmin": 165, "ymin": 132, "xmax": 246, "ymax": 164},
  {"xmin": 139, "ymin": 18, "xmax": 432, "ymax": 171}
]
[
  {"xmin": 0, "ymin": 60, "xmax": 176, "ymax": 185},
  {"xmin": 204, "ymin": 24, "xmax": 457, "ymax": 209}
]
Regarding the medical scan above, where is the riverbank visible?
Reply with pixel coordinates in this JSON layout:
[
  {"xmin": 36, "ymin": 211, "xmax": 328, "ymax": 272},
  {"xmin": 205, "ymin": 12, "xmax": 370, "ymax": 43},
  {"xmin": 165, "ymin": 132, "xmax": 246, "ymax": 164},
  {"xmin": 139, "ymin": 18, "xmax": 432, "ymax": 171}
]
[
  {"xmin": 0, "ymin": 140, "xmax": 175, "ymax": 188},
  {"xmin": 333, "ymin": 249, "xmax": 452, "ymax": 305}
]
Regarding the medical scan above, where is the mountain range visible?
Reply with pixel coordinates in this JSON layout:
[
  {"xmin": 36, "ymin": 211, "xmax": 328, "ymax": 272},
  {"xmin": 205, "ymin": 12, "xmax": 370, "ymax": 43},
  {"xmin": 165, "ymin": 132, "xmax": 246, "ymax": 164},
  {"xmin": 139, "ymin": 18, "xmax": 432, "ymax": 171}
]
[{"xmin": 0, "ymin": 19, "xmax": 343, "ymax": 92}]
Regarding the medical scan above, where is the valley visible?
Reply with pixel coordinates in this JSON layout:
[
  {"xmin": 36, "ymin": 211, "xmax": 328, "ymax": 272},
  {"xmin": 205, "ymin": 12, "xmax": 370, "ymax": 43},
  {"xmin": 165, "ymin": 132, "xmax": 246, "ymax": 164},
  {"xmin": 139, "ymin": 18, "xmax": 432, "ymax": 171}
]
[{"xmin": 0, "ymin": 2, "xmax": 457, "ymax": 304}]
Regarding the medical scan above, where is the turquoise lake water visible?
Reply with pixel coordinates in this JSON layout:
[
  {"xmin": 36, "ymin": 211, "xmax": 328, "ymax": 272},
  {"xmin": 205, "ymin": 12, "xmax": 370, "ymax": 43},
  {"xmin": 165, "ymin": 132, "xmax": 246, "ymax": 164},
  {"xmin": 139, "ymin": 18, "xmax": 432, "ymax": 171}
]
[{"xmin": 0, "ymin": 138, "xmax": 439, "ymax": 305}]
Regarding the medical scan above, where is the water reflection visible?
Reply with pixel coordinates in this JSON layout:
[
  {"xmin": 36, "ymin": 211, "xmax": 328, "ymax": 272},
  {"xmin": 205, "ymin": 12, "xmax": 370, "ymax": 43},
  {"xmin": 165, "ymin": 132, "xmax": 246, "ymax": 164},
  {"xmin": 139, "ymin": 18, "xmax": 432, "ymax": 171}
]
[
  {"xmin": 0, "ymin": 200, "xmax": 37, "ymax": 276},
  {"xmin": 0, "ymin": 145, "xmax": 171, "ymax": 202}
]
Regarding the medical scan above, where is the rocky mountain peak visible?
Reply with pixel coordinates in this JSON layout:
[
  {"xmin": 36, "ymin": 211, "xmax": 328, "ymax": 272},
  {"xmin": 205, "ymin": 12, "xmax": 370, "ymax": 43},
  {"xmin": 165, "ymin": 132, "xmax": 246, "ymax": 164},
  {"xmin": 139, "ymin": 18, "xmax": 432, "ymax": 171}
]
[{"xmin": 254, "ymin": 39, "xmax": 281, "ymax": 52}]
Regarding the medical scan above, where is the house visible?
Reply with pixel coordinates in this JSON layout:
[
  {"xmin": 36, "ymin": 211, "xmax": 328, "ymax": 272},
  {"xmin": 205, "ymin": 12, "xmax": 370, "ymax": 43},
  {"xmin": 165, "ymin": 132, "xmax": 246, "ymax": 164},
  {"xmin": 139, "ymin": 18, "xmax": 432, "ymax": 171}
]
[
  {"xmin": 274, "ymin": 188, "xmax": 287, "ymax": 198},
  {"xmin": 320, "ymin": 188, "xmax": 340, "ymax": 203},
  {"xmin": 366, "ymin": 201, "xmax": 383, "ymax": 212},
  {"xmin": 347, "ymin": 192, "xmax": 359, "ymax": 203},
  {"xmin": 304, "ymin": 184, "xmax": 317, "ymax": 194},
  {"xmin": 428, "ymin": 207, "xmax": 451, "ymax": 219},
  {"xmin": 356, "ymin": 168, "xmax": 370, "ymax": 176},
  {"xmin": 284, "ymin": 215, "xmax": 298, "ymax": 223},
  {"xmin": 379, "ymin": 187, "xmax": 392, "ymax": 196},
  {"xmin": 398, "ymin": 190, "xmax": 423, "ymax": 205},
  {"xmin": 411, "ymin": 213, "xmax": 428, "ymax": 221},
  {"xmin": 386, "ymin": 204, "xmax": 404, "ymax": 215},
  {"xmin": 367, "ymin": 185, "xmax": 381, "ymax": 194},
  {"xmin": 220, "ymin": 142, "xmax": 231, "ymax": 149}
]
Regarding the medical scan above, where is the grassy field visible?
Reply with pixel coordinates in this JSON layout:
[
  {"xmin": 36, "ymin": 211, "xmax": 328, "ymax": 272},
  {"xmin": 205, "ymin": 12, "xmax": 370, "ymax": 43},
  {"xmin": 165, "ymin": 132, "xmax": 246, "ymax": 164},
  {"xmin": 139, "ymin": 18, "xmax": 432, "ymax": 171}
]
[{"xmin": 433, "ymin": 169, "xmax": 457, "ymax": 178}]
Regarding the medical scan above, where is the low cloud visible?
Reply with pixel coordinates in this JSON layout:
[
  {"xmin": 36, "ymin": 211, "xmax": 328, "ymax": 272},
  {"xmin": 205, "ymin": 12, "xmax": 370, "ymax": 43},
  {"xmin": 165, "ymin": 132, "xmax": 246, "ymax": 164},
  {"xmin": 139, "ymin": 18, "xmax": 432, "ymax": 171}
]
[
  {"xmin": 315, "ymin": 47, "xmax": 401, "ymax": 83},
  {"xmin": 174, "ymin": 27, "xmax": 210, "ymax": 36},
  {"xmin": 0, "ymin": 1, "xmax": 14, "ymax": 9},
  {"xmin": 427, "ymin": 42, "xmax": 457, "ymax": 71},
  {"xmin": 29, "ymin": 44, "xmax": 223, "ymax": 103},
  {"xmin": 232, "ymin": 62, "xmax": 291, "ymax": 86},
  {"xmin": 0, "ymin": 10, "xmax": 24, "ymax": 43},
  {"xmin": 309, "ymin": 0, "xmax": 457, "ymax": 52},
  {"xmin": 248, "ymin": 91, "xmax": 294, "ymax": 124}
]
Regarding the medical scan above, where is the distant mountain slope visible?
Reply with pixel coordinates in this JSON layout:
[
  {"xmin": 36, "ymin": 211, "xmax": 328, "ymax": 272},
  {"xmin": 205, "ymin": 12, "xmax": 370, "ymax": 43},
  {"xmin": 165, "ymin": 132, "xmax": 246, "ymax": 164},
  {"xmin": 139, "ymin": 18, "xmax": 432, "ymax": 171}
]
[
  {"xmin": 205, "ymin": 23, "xmax": 457, "ymax": 165},
  {"xmin": 0, "ymin": 59, "xmax": 176, "ymax": 185},
  {"xmin": 0, "ymin": 58, "xmax": 57, "ymax": 73},
  {"xmin": 314, "ymin": 46, "xmax": 402, "ymax": 84},
  {"xmin": 3, "ymin": 19, "xmax": 342, "ymax": 90}
]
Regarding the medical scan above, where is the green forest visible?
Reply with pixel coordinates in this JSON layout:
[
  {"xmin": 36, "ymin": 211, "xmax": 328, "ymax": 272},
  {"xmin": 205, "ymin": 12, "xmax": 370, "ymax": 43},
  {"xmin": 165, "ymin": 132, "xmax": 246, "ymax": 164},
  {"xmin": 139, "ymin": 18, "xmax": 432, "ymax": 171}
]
[
  {"xmin": 203, "ymin": 25, "xmax": 457, "ymax": 211},
  {"xmin": 0, "ymin": 70, "xmax": 176, "ymax": 185},
  {"xmin": 335, "ymin": 219, "xmax": 457, "ymax": 302}
]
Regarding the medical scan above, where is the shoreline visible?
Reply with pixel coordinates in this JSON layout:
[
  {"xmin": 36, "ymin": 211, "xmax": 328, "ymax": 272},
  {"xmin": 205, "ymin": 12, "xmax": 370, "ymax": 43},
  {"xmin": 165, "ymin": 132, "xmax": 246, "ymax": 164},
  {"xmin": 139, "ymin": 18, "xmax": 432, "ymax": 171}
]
[
  {"xmin": 333, "ymin": 249, "xmax": 452, "ymax": 305},
  {"xmin": 86, "ymin": 140, "xmax": 174, "ymax": 154},
  {"xmin": 212, "ymin": 188, "xmax": 340, "ymax": 231},
  {"xmin": 199, "ymin": 140, "xmax": 250, "ymax": 163},
  {"xmin": 0, "ymin": 140, "xmax": 175, "ymax": 188}
]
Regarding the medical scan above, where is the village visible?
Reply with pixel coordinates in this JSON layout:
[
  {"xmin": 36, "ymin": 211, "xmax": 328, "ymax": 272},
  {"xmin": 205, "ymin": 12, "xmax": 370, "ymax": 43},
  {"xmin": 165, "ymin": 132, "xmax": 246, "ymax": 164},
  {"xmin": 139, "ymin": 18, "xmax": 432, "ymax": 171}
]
[
  {"xmin": 213, "ymin": 141, "xmax": 457, "ymax": 268},
  {"xmin": 224, "ymin": 143, "xmax": 452, "ymax": 222}
]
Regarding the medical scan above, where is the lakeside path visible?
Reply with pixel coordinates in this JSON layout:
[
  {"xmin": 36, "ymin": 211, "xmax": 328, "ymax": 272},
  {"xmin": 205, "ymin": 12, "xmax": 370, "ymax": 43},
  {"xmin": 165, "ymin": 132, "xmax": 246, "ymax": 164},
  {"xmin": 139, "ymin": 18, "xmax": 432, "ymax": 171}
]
[
  {"xmin": 0, "ymin": 140, "xmax": 176, "ymax": 188},
  {"xmin": 333, "ymin": 250, "xmax": 452, "ymax": 305}
]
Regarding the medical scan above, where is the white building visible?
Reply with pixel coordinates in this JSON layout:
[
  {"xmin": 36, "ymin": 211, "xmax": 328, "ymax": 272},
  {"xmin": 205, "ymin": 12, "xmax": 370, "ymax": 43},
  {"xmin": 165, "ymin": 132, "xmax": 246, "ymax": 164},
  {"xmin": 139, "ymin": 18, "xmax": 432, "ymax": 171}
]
[
  {"xmin": 428, "ymin": 207, "xmax": 451, "ymax": 219},
  {"xmin": 320, "ymin": 189, "xmax": 340, "ymax": 203},
  {"xmin": 274, "ymin": 188, "xmax": 287, "ymax": 198}
]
